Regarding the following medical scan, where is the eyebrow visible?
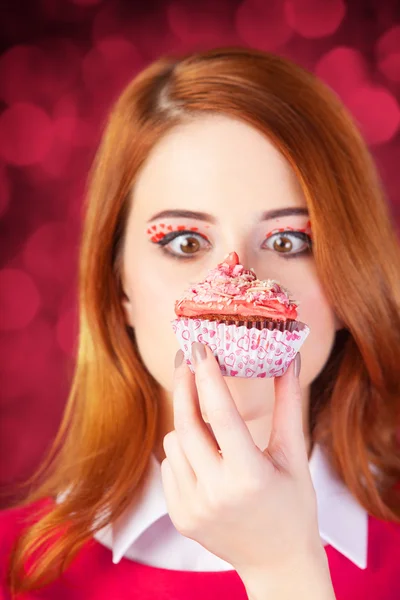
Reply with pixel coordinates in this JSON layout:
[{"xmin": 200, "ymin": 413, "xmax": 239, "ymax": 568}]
[
  {"xmin": 147, "ymin": 207, "xmax": 309, "ymax": 224},
  {"xmin": 147, "ymin": 210, "xmax": 217, "ymax": 224},
  {"xmin": 260, "ymin": 207, "xmax": 309, "ymax": 220}
]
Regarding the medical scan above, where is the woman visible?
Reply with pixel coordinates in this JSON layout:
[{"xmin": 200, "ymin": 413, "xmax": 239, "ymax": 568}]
[{"xmin": 1, "ymin": 47, "xmax": 400, "ymax": 599}]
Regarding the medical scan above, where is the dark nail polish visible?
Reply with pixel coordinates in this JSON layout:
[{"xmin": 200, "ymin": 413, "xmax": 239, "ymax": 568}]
[
  {"xmin": 175, "ymin": 349, "xmax": 184, "ymax": 368},
  {"xmin": 191, "ymin": 342, "xmax": 207, "ymax": 364}
]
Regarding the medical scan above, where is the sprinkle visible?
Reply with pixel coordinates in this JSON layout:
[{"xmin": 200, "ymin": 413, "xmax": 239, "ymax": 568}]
[{"xmin": 212, "ymin": 290, "xmax": 235, "ymax": 298}]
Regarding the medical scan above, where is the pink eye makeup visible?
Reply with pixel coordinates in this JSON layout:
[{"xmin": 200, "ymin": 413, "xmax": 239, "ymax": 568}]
[
  {"xmin": 263, "ymin": 219, "xmax": 313, "ymax": 259},
  {"xmin": 265, "ymin": 220, "xmax": 313, "ymax": 241},
  {"xmin": 146, "ymin": 223, "xmax": 205, "ymax": 243},
  {"xmin": 146, "ymin": 223, "xmax": 212, "ymax": 259}
]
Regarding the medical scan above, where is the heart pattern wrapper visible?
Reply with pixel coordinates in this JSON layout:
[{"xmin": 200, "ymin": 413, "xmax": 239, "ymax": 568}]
[{"xmin": 172, "ymin": 317, "xmax": 310, "ymax": 378}]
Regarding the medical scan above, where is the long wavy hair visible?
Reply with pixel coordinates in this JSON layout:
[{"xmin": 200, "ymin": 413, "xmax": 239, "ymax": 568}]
[{"xmin": 5, "ymin": 47, "xmax": 400, "ymax": 595}]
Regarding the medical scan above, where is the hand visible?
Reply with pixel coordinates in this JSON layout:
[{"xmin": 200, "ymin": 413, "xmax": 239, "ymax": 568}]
[{"xmin": 161, "ymin": 342, "xmax": 332, "ymax": 593}]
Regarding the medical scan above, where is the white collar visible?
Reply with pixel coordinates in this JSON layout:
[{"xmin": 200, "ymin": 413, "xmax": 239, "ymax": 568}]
[{"xmin": 107, "ymin": 443, "xmax": 368, "ymax": 569}]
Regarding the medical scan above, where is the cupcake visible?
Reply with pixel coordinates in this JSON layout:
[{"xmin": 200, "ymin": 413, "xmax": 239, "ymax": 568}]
[{"xmin": 172, "ymin": 252, "xmax": 309, "ymax": 378}]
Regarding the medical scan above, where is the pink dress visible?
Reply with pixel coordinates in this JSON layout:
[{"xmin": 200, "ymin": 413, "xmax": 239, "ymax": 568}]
[{"xmin": 1, "ymin": 497, "xmax": 399, "ymax": 599}]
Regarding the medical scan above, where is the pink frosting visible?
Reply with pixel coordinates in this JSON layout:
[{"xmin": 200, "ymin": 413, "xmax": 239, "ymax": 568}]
[{"xmin": 175, "ymin": 252, "xmax": 298, "ymax": 321}]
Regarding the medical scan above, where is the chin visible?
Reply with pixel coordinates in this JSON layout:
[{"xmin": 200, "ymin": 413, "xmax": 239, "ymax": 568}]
[{"xmin": 224, "ymin": 376, "xmax": 275, "ymax": 421}]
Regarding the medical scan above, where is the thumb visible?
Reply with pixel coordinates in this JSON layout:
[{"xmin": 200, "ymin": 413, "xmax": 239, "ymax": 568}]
[{"xmin": 265, "ymin": 353, "xmax": 308, "ymax": 473}]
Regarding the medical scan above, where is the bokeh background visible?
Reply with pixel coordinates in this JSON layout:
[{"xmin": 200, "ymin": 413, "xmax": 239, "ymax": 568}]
[{"xmin": 1, "ymin": 0, "xmax": 400, "ymax": 507}]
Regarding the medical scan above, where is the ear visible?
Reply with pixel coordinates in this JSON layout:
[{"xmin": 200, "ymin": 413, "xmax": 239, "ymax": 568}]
[
  {"xmin": 334, "ymin": 312, "xmax": 346, "ymax": 331},
  {"xmin": 121, "ymin": 292, "xmax": 135, "ymax": 328}
]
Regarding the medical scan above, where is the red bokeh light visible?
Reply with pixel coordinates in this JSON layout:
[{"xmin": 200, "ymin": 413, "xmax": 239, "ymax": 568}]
[
  {"xmin": 0, "ymin": 317, "xmax": 55, "ymax": 399},
  {"xmin": 376, "ymin": 25, "xmax": 400, "ymax": 83},
  {"xmin": 23, "ymin": 222, "xmax": 79, "ymax": 284},
  {"xmin": 236, "ymin": 0, "xmax": 293, "ymax": 51},
  {"xmin": 0, "ymin": 103, "xmax": 54, "ymax": 166},
  {"xmin": 345, "ymin": 85, "xmax": 400, "ymax": 145},
  {"xmin": 285, "ymin": 0, "xmax": 346, "ymax": 39},
  {"xmin": 82, "ymin": 37, "xmax": 143, "ymax": 113},
  {"xmin": 0, "ymin": 268, "xmax": 41, "ymax": 331},
  {"xmin": 315, "ymin": 47, "xmax": 369, "ymax": 100},
  {"xmin": 0, "ymin": 162, "xmax": 10, "ymax": 218},
  {"xmin": 0, "ymin": 40, "xmax": 81, "ymax": 108},
  {"xmin": 0, "ymin": 45, "xmax": 48, "ymax": 105},
  {"xmin": 168, "ymin": 0, "xmax": 236, "ymax": 45}
]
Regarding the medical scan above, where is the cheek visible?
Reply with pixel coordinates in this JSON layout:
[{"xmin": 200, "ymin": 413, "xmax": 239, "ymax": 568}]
[
  {"xmin": 296, "ymin": 281, "xmax": 337, "ymax": 386},
  {"xmin": 127, "ymin": 263, "xmax": 182, "ymax": 391}
]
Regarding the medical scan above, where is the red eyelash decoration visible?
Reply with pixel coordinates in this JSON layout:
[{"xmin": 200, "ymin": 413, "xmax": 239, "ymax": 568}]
[
  {"xmin": 146, "ymin": 224, "xmax": 207, "ymax": 243},
  {"xmin": 265, "ymin": 220, "xmax": 313, "ymax": 240}
]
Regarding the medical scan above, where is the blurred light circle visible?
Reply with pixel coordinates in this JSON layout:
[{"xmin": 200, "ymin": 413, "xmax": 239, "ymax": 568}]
[
  {"xmin": 168, "ymin": 0, "xmax": 234, "ymax": 44},
  {"xmin": 0, "ymin": 103, "xmax": 54, "ymax": 166},
  {"xmin": 346, "ymin": 86, "xmax": 400, "ymax": 145},
  {"xmin": 376, "ymin": 26, "xmax": 400, "ymax": 83},
  {"xmin": 53, "ymin": 95, "xmax": 97, "ymax": 147},
  {"xmin": 92, "ymin": 3, "xmax": 126, "ymax": 43},
  {"xmin": 23, "ymin": 222, "xmax": 78, "ymax": 283},
  {"xmin": 315, "ymin": 47, "xmax": 369, "ymax": 98},
  {"xmin": 0, "ymin": 40, "xmax": 81, "ymax": 106},
  {"xmin": 36, "ymin": 37, "xmax": 82, "ymax": 103},
  {"xmin": 82, "ymin": 37, "xmax": 142, "ymax": 96},
  {"xmin": 285, "ymin": 0, "xmax": 346, "ymax": 39},
  {"xmin": 0, "ymin": 318, "xmax": 55, "ymax": 399},
  {"xmin": 56, "ymin": 305, "xmax": 78, "ymax": 356},
  {"xmin": 0, "ymin": 268, "xmax": 41, "ymax": 331},
  {"xmin": 378, "ymin": 54, "xmax": 400, "ymax": 84},
  {"xmin": 0, "ymin": 45, "xmax": 47, "ymax": 105},
  {"xmin": 236, "ymin": 0, "xmax": 293, "ymax": 50},
  {"xmin": 54, "ymin": 116, "xmax": 79, "ymax": 146},
  {"xmin": 0, "ymin": 163, "xmax": 10, "ymax": 218},
  {"xmin": 37, "ymin": 116, "xmax": 80, "ymax": 178},
  {"xmin": 53, "ymin": 93, "xmax": 78, "ymax": 121}
]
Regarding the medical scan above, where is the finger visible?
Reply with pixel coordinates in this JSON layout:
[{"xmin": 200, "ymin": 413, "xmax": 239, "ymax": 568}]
[
  {"xmin": 160, "ymin": 457, "xmax": 182, "ymax": 523},
  {"xmin": 173, "ymin": 350, "xmax": 222, "ymax": 481},
  {"xmin": 267, "ymin": 352, "xmax": 308, "ymax": 473},
  {"xmin": 191, "ymin": 342, "xmax": 258, "ymax": 470},
  {"xmin": 163, "ymin": 430, "xmax": 197, "ymax": 497}
]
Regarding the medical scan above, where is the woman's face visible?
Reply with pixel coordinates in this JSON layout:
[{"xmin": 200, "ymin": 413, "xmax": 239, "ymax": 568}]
[{"xmin": 121, "ymin": 114, "xmax": 341, "ymax": 423}]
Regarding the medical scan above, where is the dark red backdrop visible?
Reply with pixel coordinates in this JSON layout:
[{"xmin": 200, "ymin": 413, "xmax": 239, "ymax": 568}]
[{"xmin": 1, "ymin": 0, "xmax": 399, "ymax": 506}]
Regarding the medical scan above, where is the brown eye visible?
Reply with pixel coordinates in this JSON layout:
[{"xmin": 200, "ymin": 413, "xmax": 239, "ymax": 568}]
[
  {"xmin": 262, "ymin": 232, "xmax": 311, "ymax": 257},
  {"xmin": 273, "ymin": 235, "xmax": 293, "ymax": 253},
  {"xmin": 157, "ymin": 231, "xmax": 211, "ymax": 258},
  {"xmin": 180, "ymin": 236, "xmax": 200, "ymax": 254}
]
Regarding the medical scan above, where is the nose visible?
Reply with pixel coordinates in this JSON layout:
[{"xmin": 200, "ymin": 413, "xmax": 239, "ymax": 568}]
[{"xmin": 220, "ymin": 243, "xmax": 252, "ymax": 271}]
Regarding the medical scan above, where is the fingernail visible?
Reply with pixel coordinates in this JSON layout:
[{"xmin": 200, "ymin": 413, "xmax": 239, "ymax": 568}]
[
  {"xmin": 175, "ymin": 349, "xmax": 184, "ymax": 368},
  {"xmin": 294, "ymin": 352, "xmax": 301, "ymax": 378},
  {"xmin": 191, "ymin": 341, "xmax": 207, "ymax": 364}
]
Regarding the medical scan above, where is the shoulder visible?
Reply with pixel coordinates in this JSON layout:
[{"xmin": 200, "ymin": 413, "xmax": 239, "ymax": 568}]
[
  {"xmin": 368, "ymin": 513, "xmax": 400, "ymax": 565},
  {"xmin": 369, "ymin": 513, "xmax": 400, "ymax": 536}
]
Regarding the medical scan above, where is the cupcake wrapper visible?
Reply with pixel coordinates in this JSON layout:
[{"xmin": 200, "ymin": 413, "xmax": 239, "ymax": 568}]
[{"xmin": 172, "ymin": 317, "xmax": 310, "ymax": 378}]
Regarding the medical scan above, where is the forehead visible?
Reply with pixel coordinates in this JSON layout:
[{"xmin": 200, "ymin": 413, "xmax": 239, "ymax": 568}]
[{"xmin": 130, "ymin": 114, "xmax": 306, "ymax": 219}]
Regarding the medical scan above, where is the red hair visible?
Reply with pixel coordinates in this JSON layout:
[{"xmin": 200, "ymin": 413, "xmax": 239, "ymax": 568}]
[{"xmin": 5, "ymin": 47, "xmax": 400, "ymax": 595}]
